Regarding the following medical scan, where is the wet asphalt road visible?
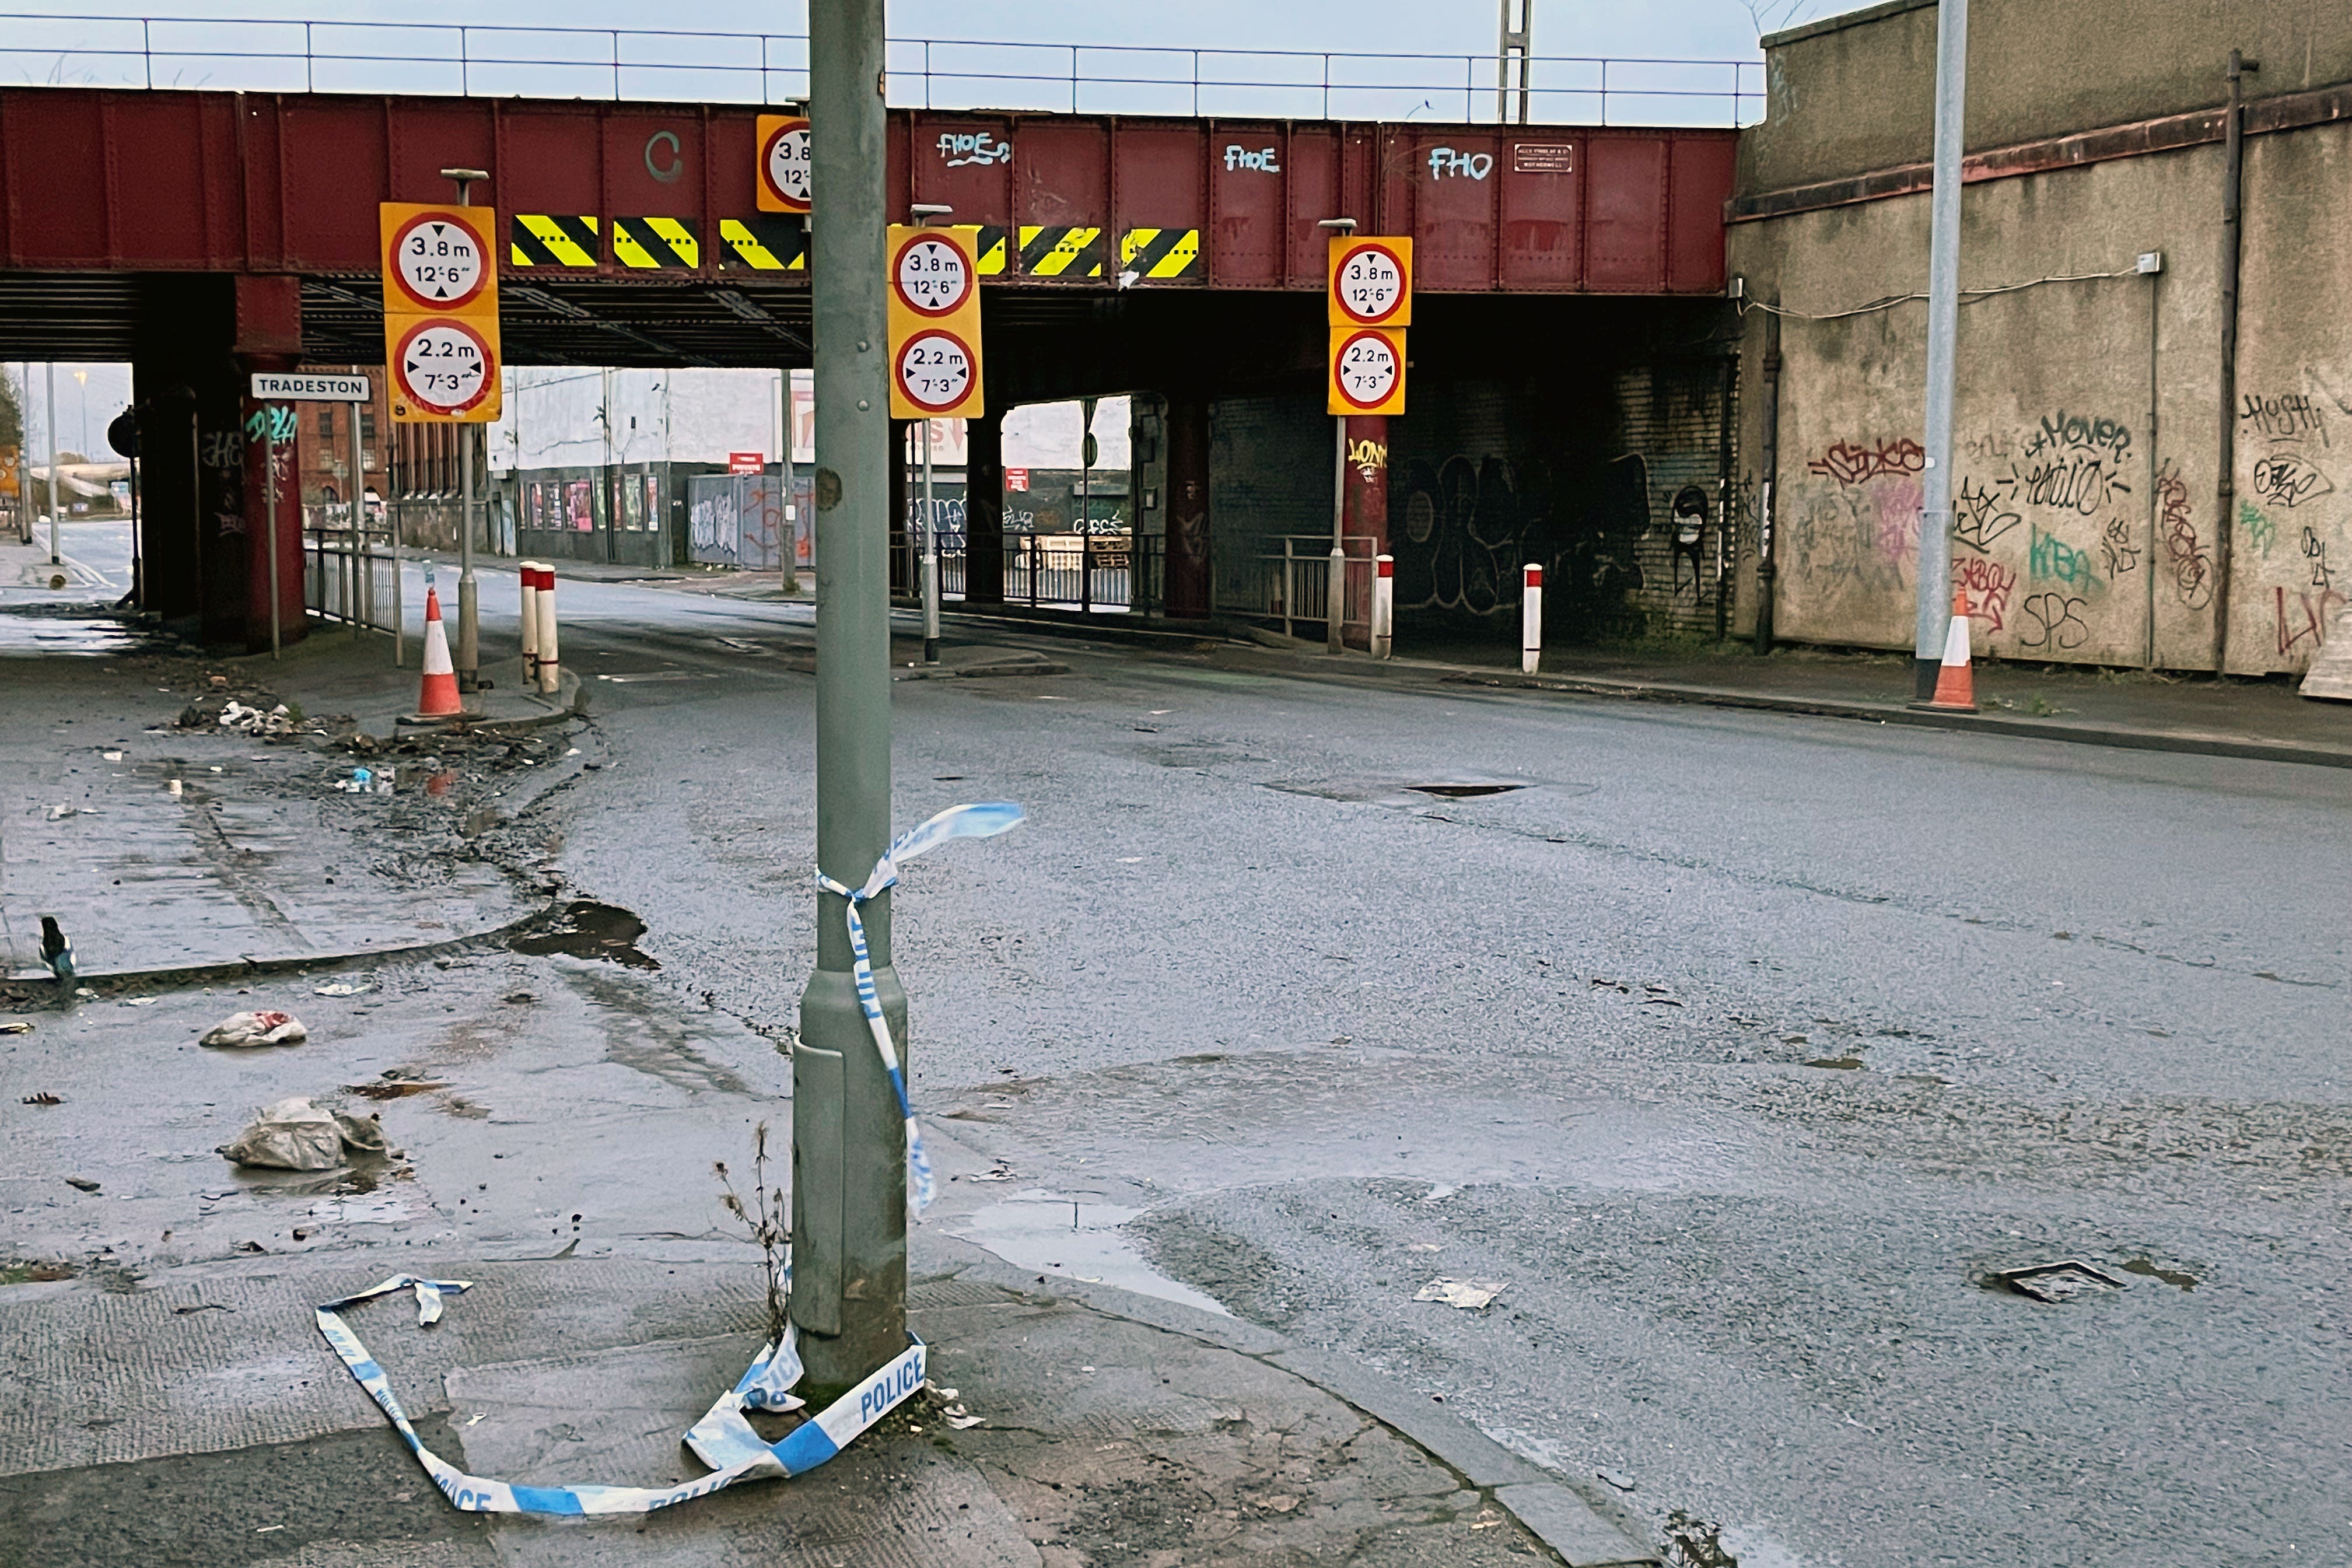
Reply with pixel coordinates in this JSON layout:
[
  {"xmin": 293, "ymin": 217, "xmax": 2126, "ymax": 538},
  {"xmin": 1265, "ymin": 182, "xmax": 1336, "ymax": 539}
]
[
  {"xmin": 504, "ymin": 575, "xmax": 2348, "ymax": 1568},
  {"xmin": 9, "ymin": 536, "xmax": 2350, "ymax": 1567}
]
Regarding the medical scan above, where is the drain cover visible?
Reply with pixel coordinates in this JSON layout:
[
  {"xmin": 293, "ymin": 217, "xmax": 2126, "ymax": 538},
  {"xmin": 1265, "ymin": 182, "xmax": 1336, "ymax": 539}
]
[{"xmin": 1994, "ymin": 1261, "xmax": 2129, "ymax": 1303}]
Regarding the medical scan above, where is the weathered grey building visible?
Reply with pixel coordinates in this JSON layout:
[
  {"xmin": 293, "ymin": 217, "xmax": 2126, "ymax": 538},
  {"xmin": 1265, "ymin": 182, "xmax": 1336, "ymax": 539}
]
[{"xmin": 1730, "ymin": 0, "xmax": 2352, "ymax": 675}]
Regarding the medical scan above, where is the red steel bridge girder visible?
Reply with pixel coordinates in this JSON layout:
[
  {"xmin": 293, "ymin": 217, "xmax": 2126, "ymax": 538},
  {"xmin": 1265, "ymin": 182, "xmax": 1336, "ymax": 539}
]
[{"xmin": 0, "ymin": 88, "xmax": 1730, "ymax": 294}]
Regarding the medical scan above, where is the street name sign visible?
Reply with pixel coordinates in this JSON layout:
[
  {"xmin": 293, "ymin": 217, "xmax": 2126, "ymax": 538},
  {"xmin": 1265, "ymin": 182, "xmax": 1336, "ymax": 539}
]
[{"xmin": 250, "ymin": 373, "xmax": 372, "ymax": 402}]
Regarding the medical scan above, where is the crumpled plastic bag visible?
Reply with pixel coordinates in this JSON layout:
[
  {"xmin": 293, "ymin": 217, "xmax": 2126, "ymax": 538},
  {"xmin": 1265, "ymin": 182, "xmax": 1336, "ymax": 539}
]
[
  {"xmin": 200, "ymin": 1010, "xmax": 309, "ymax": 1048},
  {"xmin": 219, "ymin": 700, "xmax": 296, "ymax": 736},
  {"xmin": 216, "ymin": 1096, "xmax": 387, "ymax": 1171}
]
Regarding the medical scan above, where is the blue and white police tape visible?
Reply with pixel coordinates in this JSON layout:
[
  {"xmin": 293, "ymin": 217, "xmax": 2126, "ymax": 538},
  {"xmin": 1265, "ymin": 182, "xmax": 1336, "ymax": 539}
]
[
  {"xmin": 814, "ymin": 800, "xmax": 1026, "ymax": 1215},
  {"xmin": 315, "ymin": 1275, "xmax": 928, "ymax": 1516}
]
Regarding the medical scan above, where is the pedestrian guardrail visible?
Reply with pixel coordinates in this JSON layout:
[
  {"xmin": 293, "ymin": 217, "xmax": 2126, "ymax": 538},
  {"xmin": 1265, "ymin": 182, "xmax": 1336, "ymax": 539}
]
[
  {"xmin": 920, "ymin": 531, "xmax": 1164, "ymax": 616},
  {"xmin": 303, "ymin": 517, "xmax": 400, "ymax": 638},
  {"xmin": 0, "ymin": 14, "xmax": 1763, "ymax": 125},
  {"xmin": 1232, "ymin": 534, "xmax": 1379, "ymax": 642}
]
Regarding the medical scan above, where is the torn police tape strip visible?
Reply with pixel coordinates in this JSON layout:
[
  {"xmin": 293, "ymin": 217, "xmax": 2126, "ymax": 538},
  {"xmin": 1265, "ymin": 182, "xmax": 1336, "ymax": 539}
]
[
  {"xmin": 815, "ymin": 800, "xmax": 1027, "ymax": 1215},
  {"xmin": 315, "ymin": 1275, "xmax": 926, "ymax": 1515}
]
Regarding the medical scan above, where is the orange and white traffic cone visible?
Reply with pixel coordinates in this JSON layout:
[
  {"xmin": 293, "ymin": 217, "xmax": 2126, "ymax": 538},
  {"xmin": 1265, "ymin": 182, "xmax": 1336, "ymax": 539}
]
[
  {"xmin": 412, "ymin": 587, "xmax": 466, "ymax": 719},
  {"xmin": 1917, "ymin": 586, "xmax": 1977, "ymax": 712}
]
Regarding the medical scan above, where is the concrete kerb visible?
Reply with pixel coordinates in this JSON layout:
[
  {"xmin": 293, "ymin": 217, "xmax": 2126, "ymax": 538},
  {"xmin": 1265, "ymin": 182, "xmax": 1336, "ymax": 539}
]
[
  {"xmin": 2, "ymin": 901, "xmax": 559, "ymax": 992},
  {"xmin": 1442, "ymin": 670, "xmax": 2352, "ymax": 770},
  {"xmin": 921, "ymin": 1228, "xmax": 1662, "ymax": 1567}
]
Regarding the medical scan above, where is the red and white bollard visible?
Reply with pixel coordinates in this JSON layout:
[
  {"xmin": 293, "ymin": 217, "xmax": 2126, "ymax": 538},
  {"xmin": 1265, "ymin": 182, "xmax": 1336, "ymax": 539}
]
[
  {"xmin": 1521, "ymin": 562, "xmax": 1543, "ymax": 676},
  {"xmin": 1371, "ymin": 554, "xmax": 1395, "ymax": 660},
  {"xmin": 534, "ymin": 567, "xmax": 560, "ymax": 695},
  {"xmin": 519, "ymin": 561, "xmax": 540, "ymax": 682}
]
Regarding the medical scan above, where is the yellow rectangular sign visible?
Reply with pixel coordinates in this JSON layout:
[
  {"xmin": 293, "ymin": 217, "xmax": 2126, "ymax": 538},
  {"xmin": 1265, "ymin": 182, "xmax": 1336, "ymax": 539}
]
[
  {"xmin": 1329, "ymin": 327, "xmax": 1407, "ymax": 416},
  {"xmin": 380, "ymin": 203, "xmax": 499, "ymax": 318},
  {"xmin": 757, "ymin": 115, "xmax": 812, "ymax": 213},
  {"xmin": 887, "ymin": 225, "xmax": 985, "ymax": 421},
  {"xmin": 1329, "ymin": 236, "xmax": 1412, "ymax": 328}
]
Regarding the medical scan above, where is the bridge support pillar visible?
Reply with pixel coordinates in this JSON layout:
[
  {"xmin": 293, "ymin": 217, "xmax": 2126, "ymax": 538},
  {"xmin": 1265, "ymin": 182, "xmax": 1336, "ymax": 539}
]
[
  {"xmin": 964, "ymin": 407, "xmax": 1004, "ymax": 604},
  {"xmin": 1164, "ymin": 391, "xmax": 1211, "ymax": 620},
  {"xmin": 233, "ymin": 278, "xmax": 308, "ymax": 654}
]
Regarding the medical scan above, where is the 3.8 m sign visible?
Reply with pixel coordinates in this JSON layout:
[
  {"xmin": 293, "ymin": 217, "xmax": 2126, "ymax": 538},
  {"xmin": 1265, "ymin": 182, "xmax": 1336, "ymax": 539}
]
[{"xmin": 380, "ymin": 202, "xmax": 502, "ymax": 424}]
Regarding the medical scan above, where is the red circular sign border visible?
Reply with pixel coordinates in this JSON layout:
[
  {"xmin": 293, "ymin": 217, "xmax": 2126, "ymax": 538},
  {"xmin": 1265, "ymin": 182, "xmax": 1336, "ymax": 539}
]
[
  {"xmin": 891, "ymin": 231, "xmax": 974, "ymax": 319},
  {"xmin": 1332, "ymin": 328, "xmax": 1401, "ymax": 411},
  {"xmin": 894, "ymin": 326, "xmax": 979, "ymax": 413},
  {"xmin": 393, "ymin": 317, "xmax": 496, "ymax": 417},
  {"xmin": 761, "ymin": 121, "xmax": 812, "ymax": 214},
  {"xmin": 1332, "ymin": 240, "xmax": 1410, "ymax": 326},
  {"xmin": 386, "ymin": 210, "xmax": 491, "ymax": 314}
]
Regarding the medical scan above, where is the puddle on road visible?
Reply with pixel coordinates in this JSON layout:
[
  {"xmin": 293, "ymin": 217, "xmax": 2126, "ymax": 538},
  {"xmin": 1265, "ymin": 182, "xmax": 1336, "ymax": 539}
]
[
  {"xmin": 950, "ymin": 1191, "xmax": 1233, "ymax": 1318},
  {"xmin": 0, "ymin": 607, "xmax": 142, "ymax": 656},
  {"xmin": 511, "ymin": 901, "xmax": 660, "ymax": 969}
]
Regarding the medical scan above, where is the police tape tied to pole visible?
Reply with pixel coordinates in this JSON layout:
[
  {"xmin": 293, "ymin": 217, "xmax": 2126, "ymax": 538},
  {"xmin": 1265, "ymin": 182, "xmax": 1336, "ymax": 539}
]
[{"xmin": 314, "ymin": 802, "xmax": 1027, "ymax": 1517}]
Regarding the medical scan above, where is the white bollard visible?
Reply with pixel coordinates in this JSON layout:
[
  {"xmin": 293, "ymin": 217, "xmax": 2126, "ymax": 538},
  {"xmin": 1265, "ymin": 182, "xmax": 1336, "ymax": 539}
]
[
  {"xmin": 1521, "ymin": 562, "xmax": 1543, "ymax": 676},
  {"xmin": 519, "ymin": 560, "xmax": 540, "ymax": 681},
  {"xmin": 1371, "ymin": 553, "xmax": 1395, "ymax": 660},
  {"xmin": 535, "ymin": 567, "xmax": 560, "ymax": 696}
]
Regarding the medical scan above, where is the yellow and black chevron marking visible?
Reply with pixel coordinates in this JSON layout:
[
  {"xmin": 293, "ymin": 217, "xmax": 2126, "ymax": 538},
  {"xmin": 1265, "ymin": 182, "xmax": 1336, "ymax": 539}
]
[
  {"xmin": 1118, "ymin": 227, "xmax": 1202, "ymax": 281},
  {"xmin": 509, "ymin": 214, "xmax": 599, "ymax": 268},
  {"xmin": 1018, "ymin": 225, "xmax": 1103, "ymax": 278},
  {"xmin": 717, "ymin": 215, "xmax": 808, "ymax": 272},
  {"xmin": 974, "ymin": 225, "xmax": 1009, "ymax": 276},
  {"xmin": 612, "ymin": 216, "xmax": 701, "ymax": 270}
]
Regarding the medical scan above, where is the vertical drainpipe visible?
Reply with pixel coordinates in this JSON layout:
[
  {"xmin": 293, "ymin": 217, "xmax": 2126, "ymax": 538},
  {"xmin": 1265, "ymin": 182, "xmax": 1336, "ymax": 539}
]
[
  {"xmin": 1714, "ymin": 352, "xmax": 1735, "ymax": 642},
  {"xmin": 2213, "ymin": 48, "xmax": 2255, "ymax": 674},
  {"xmin": 1752, "ymin": 304, "xmax": 1782, "ymax": 655}
]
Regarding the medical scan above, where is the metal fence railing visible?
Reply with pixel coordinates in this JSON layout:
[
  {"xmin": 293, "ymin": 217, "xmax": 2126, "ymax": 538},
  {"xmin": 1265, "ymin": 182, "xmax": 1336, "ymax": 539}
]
[
  {"xmin": 303, "ymin": 514, "xmax": 402, "ymax": 640},
  {"xmin": 0, "ymin": 15, "xmax": 1765, "ymax": 125},
  {"xmin": 1228, "ymin": 534, "xmax": 1379, "ymax": 640},
  {"xmin": 921, "ymin": 531, "xmax": 1164, "ymax": 615}
]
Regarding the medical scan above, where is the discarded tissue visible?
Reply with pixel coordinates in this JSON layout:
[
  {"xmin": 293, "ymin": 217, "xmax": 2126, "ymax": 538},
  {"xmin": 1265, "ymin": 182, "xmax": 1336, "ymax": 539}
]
[
  {"xmin": 1414, "ymin": 1278, "xmax": 1508, "ymax": 1310},
  {"xmin": 200, "ymin": 1010, "xmax": 310, "ymax": 1048},
  {"xmin": 218, "ymin": 1097, "xmax": 388, "ymax": 1171}
]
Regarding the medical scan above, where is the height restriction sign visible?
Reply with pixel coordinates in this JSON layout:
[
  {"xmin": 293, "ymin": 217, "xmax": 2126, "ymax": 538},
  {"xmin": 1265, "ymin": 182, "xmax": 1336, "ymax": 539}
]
[
  {"xmin": 381, "ymin": 201, "xmax": 502, "ymax": 424},
  {"xmin": 757, "ymin": 114, "xmax": 812, "ymax": 213},
  {"xmin": 887, "ymin": 225, "xmax": 985, "ymax": 419},
  {"xmin": 1329, "ymin": 327, "xmax": 1406, "ymax": 416},
  {"xmin": 1328, "ymin": 236, "xmax": 1412, "ymax": 327}
]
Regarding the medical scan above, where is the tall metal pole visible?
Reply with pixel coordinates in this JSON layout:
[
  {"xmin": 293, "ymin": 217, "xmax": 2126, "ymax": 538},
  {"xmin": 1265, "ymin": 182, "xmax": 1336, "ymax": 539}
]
[
  {"xmin": 797, "ymin": 0, "xmax": 904, "ymax": 1401},
  {"xmin": 351, "ymin": 387, "xmax": 369, "ymax": 638},
  {"xmin": 1326, "ymin": 415, "xmax": 1347, "ymax": 652},
  {"xmin": 1912, "ymin": 0, "xmax": 1966, "ymax": 702},
  {"xmin": 447, "ymin": 172, "xmax": 485, "ymax": 692},
  {"xmin": 265, "ymin": 423, "xmax": 282, "ymax": 660},
  {"xmin": 45, "ymin": 361, "xmax": 60, "ymax": 565},
  {"xmin": 921, "ymin": 418, "xmax": 940, "ymax": 662}
]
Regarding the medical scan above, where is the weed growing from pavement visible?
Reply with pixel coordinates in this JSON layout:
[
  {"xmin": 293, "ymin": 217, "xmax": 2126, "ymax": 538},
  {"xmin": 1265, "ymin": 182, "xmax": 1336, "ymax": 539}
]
[{"xmin": 715, "ymin": 1122, "xmax": 789, "ymax": 1345}]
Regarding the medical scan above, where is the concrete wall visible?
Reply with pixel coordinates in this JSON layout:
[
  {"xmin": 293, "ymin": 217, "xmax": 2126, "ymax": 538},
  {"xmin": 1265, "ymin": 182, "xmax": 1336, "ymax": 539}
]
[
  {"xmin": 1732, "ymin": 0, "xmax": 2352, "ymax": 675},
  {"xmin": 1748, "ymin": 0, "xmax": 2352, "ymax": 191}
]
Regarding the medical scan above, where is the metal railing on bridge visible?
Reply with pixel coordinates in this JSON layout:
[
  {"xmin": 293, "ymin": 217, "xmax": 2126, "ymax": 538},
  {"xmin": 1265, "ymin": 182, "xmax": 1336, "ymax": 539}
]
[{"xmin": 0, "ymin": 14, "xmax": 1763, "ymax": 125}]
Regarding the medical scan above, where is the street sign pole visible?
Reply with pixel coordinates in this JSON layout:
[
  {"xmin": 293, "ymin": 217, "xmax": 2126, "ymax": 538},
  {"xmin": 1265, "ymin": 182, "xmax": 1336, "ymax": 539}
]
[
  {"xmin": 1328, "ymin": 417, "xmax": 1346, "ymax": 653},
  {"xmin": 1325, "ymin": 229, "xmax": 1410, "ymax": 654},
  {"xmin": 921, "ymin": 418, "xmax": 940, "ymax": 663},
  {"xmin": 45, "ymin": 360, "xmax": 59, "ymax": 565},
  {"xmin": 797, "ymin": 0, "xmax": 905, "ymax": 1402},
  {"xmin": 446, "ymin": 170, "xmax": 488, "ymax": 693},
  {"xmin": 264, "ymin": 424, "xmax": 281, "ymax": 660}
]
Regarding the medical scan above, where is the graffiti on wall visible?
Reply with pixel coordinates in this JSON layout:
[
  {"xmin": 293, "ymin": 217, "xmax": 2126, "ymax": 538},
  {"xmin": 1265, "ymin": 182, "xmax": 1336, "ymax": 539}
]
[
  {"xmin": 1954, "ymin": 556, "xmax": 2015, "ymax": 631},
  {"xmin": 1392, "ymin": 452, "xmax": 1650, "ymax": 628},
  {"xmin": 2239, "ymin": 381, "xmax": 2347, "ymax": 663},
  {"xmin": 1806, "ymin": 436, "xmax": 1923, "ymax": 487},
  {"xmin": 2019, "ymin": 592, "xmax": 2090, "ymax": 650},
  {"xmin": 2157, "ymin": 462, "xmax": 2211, "ymax": 609}
]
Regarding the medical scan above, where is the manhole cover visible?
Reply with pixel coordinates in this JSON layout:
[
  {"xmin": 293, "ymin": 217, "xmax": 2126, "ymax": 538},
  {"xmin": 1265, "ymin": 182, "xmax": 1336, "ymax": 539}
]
[
  {"xmin": 1993, "ymin": 1260, "xmax": 2128, "ymax": 1303},
  {"xmin": 1406, "ymin": 782, "xmax": 1524, "ymax": 798}
]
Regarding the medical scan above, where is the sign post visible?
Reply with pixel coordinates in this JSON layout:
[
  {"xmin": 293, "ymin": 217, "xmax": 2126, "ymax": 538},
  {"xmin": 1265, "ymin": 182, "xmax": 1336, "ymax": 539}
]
[
  {"xmin": 382, "ymin": 195, "xmax": 501, "ymax": 689},
  {"xmin": 1327, "ymin": 235, "xmax": 1411, "ymax": 652}
]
